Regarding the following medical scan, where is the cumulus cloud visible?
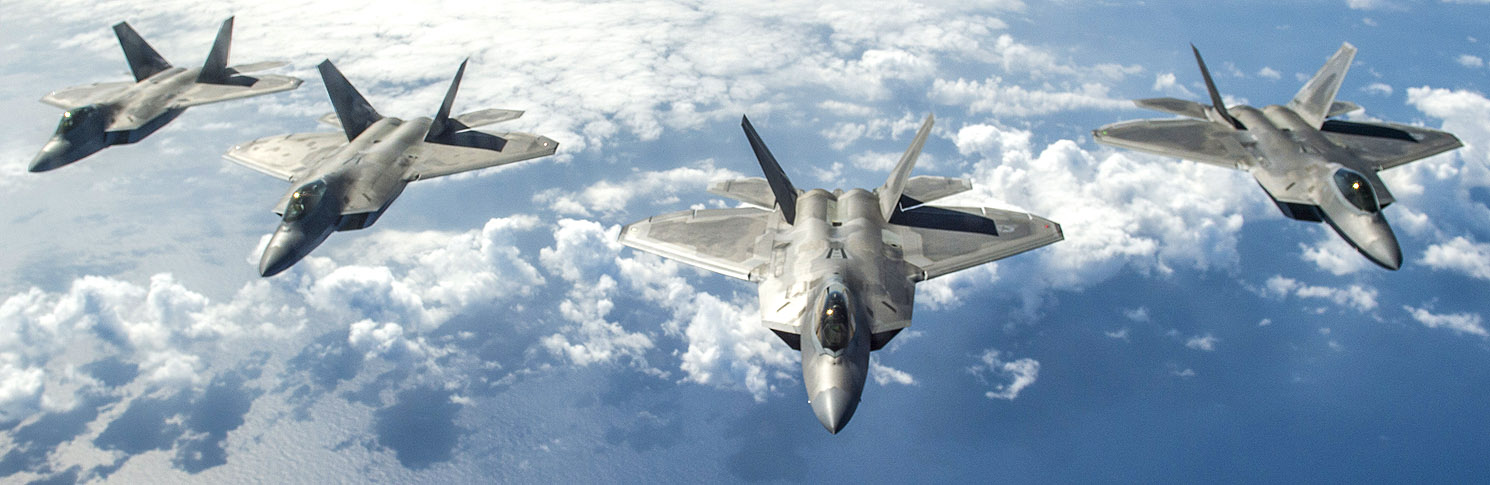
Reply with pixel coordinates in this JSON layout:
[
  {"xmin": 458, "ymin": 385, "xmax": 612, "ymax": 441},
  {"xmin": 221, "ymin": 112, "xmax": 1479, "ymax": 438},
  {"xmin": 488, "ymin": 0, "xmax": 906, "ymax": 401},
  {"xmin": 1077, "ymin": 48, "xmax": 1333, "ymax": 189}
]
[
  {"xmin": 870, "ymin": 355, "xmax": 917, "ymax": 386},
  {"xmin": 1262, "ymin": 275, "xmax": 1378, "ymax": 311},
  {"xmin": 1362, "ymin": 82, "xmax": 1393, "ymax": 96},
  {"xmin": 1257, "ymin": 67, "xmax": 1282, "ymax": 80},
  {"xmin": 931, "ymin": 76, "xmax": 1131, "ymax": 117},
  {"xmin": 538, "ymin": 219, "xmax": 656, "ymax": 369},
  {"xmin": 969, "ymin": 349, "xmax": 1039, "ymax": 400},
  {"xmin": 1152, "ymin": 72, "xmax": 1197, "ymax": 98},
  {"xmin": 1185, "ymin": 333, "xmax": 1219, "ymax": 351},
  {"xmin": 1402, "ymin": 305, "xmax": 1488, "ymax": 337},
  {"xmin": 1300, "ymin": 235, "xmax": 1371, "ymax": 276},
  {"xmin": 535, "ymin": 161, "xmax": 744, "ymax": 217},
  {"xmin": 1422, "ymin": 236, "xmax": 1490, "ymax": 280},
  {"xmin": 1457, "ymin": 54, "xmax": 1485, "ymax": 68}
]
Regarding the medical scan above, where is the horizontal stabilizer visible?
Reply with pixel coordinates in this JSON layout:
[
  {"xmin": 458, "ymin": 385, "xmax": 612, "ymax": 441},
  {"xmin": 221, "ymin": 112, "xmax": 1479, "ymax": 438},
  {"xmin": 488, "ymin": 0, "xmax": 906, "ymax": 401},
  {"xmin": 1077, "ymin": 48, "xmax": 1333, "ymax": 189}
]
[
  {"xmin": 317, "ymin": 60, "xmax": 382, "ymax": 140},
  {"xmin": 1328, "ymin": 101, "xmax": 1362, "ymax": 118},
  {"xmin": 1134, "ymin": 97, "xmax": 1210, "ymax": 119},
  {"xmin": 900, "ymin": 176, "xmax": 972, "ymax": 204},
  {"xmin": 741, "ymin": 116, "xmax": 799, "ymax": 225},
  {"xmin": 708, "ymin": 178, "xmax": 776, "ymax": 209},
  {"xmin": 889, "ymin": 198, "xmax": 999, "ymax": 236},
  {"xmin": 451, "ymin": 109, "xmax": 524, "ymax": 129},
  {"xmin": 226, "ymin": 61, "xmax": 286, "ymax": 75},
  {"xmin": 113, "ymin": 22, "xmax": 171, "ymax": 82},
  {"xmin": 197, "ymin": 17, "xmax": 234, "ymax": 84},
  {"xmin": 1289, "ymin": 42, "xmax": 1357, "ymax": 127}
]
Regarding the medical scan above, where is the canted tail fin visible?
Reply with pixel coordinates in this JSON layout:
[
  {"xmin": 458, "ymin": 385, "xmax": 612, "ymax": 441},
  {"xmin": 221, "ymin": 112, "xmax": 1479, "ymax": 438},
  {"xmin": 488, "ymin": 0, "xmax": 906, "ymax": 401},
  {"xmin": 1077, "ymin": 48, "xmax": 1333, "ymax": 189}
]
[
  {"xmin": 426, "ymin": 59, "xmax": 466, "ymax": 142},
  {"xmin": 197, "ymin": 17, "xmax": 234, "ymax": 84},
  {"xmin": 741, "ymin": 116, "xmax": 798, "ymax": 225},
  {"xmin": 1191, "ymin": 44, "xmax": 1244, "ymax": 130},
  {"xmin": 878, "ymin": 114, "xmax": 934, "ymax": 221},
  {"xmin": 1288, "ymin": 42, "xmax": 1358, "ymax": 128},
  {"xmin": 113, "ymin": 21, "xmax": 171, "ymax": 82},
  {"xmin": 317, "ymin": 60, "xmax": 382, "ymax": 141}
]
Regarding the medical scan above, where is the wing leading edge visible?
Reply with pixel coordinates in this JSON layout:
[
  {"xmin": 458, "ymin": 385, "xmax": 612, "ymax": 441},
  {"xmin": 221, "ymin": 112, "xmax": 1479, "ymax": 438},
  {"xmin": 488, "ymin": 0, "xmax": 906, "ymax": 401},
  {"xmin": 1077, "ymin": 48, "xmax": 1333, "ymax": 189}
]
[
  {"xmin": 618, "ymin": 208, "xmax": 775, "ymax": 281},
  {"xmin": 1094, "ymin": 118, "xmax": 1253, "ymax": 170}
]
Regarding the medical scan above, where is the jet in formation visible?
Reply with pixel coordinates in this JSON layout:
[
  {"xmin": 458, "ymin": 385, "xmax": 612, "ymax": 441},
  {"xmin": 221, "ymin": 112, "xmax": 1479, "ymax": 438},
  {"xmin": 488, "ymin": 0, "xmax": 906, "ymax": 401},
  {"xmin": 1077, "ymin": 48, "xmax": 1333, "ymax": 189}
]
[
  {"xmin": 1094, "ymin": 43, "xmax": 1462, "ymax": 270},
  {"xmin": 224, "ymin": 59, "xmax": 559, "ymax": 276},
  {"xmin": 31, "ymin": 17, "xmax": 301, "ymax": 172},
  {"xmin": 620, "ymin": 114, "xmax": 1063, "ymax": 433}
]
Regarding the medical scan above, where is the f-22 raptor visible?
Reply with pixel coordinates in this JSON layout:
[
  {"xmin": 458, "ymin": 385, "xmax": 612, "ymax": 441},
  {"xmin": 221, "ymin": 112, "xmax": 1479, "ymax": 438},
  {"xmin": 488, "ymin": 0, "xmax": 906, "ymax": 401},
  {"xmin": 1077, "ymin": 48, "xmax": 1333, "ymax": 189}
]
[
  {"xmin": 1094, "ymin": 43, "xmax": 1462, "ymax": 270},
  {"xmin": 225, "ymin": 60, "xmax": 558, "ymax": 277},
  {"xmin": 620, "ymin": 115, "xmax": 1063, "ymax": 433},
  {"xmin": 31, "ymin": 17, "xmax": 300, "ymax": 172}
]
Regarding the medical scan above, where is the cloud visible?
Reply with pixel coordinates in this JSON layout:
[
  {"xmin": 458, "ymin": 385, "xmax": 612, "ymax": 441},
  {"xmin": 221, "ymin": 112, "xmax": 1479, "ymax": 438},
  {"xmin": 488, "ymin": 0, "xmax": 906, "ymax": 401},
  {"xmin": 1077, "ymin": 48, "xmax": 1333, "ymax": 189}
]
[
  {"xmin": 1185, "ymin": 333, "xmax": 1218, "ymax": 351},
  {"xmin": 870, "ymin": 355, "xmax": 917, "ymax": 386},
  {"xmin": 538, "ymin": 219, "xmax": 656, "ymax": 369},
  {"xmin": 1422, "ymin": 236, "xmax": 1490, "ymax": 280},
  {"xmin": 1457, "ymin": 54, "xmax": 1485, "ymax": 68},
  {"xmin": 969, "ymin": 349, "xmax": 1039, "ymax": 401},
  {"xmin": 535, "ymin": 161, "xmax": 745, "ymax": 217},
  {"xmin": 1262, "ymin": 275, "xmax": 1378, "ymax": 311},
  {"xmin": 1257, "ymin": 67, "xmax": 1282, "ymax": 80},
  {"xmin": 1152, "ymin": 72, "xmax": 1197, "ymax": 98},
  {"xmin": 1402, "ymin": 305, "xmax": 1488, "ymax": 337},
  {"xmin": 1299, "ymin": 235, "xmax": 1371, "ymax": 275},
  {"xmin": 931, "ymin": 76, "xmax": 1132, "ymax": 117},
  {"xmin": 1362, "ymin": 82, "xmax": 1394, "ymax": 96}
]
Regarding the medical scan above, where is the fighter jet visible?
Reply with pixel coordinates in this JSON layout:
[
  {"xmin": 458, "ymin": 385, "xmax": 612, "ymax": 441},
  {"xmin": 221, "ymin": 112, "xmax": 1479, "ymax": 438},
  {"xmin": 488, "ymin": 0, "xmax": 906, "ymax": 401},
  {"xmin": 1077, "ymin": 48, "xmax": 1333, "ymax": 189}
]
[
  {"xmin": 224, "ymin": 59, "xmax": 558, "ymax": 276},
  {"xmin": 30, "ymin": 17, "xmax": 301, "ymax": 172},
  {"xmin": 1093, "ymin": 43, "xmax": 1462, "ymax": 270},
  {"xmin": 619, "ymin": 115, "xmax": 1063, "ymax": 433}
]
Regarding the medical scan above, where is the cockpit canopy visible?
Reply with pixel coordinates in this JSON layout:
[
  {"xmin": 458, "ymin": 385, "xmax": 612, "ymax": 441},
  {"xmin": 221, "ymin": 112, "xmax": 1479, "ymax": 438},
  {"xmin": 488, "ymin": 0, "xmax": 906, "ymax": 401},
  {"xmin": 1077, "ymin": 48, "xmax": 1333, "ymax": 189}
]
[
  {"xmin": 284, "ymin": 180, "xmax": 328, "ymax": 222},
  {"xmin": 817, "ymin": 288, "xmax": 853, "ymax": 352},
  {"xmin": 1332, "ymin": 168, "xmax": 1379, "ymax": 213},
  {"xmin": 55, "ymin": 105, "xmax": 100, "ymax": 135}
]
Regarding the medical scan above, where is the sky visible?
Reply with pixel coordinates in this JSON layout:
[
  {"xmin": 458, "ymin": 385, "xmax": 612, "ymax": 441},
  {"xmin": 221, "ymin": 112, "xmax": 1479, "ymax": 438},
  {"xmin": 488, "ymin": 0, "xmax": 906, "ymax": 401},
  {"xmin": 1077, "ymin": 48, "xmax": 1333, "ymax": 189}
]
[{"xmin": 1, "ymin": 0, "xmax": 1489, "ymax": 482}]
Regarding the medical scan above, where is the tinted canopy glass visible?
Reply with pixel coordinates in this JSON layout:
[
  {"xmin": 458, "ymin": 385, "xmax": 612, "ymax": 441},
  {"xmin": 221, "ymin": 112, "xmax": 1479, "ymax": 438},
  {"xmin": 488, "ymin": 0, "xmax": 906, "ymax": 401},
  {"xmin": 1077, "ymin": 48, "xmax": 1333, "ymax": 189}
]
[
  {"xmin": 55, "ymin": 106, "xmax": 98, "ymax": 134},
  {"xmin": 1332, "ymin": 168, "xmax": 1379, "ymax": 213},
  {"xmin": 284, "ymin": 180, "xmax": 328, "ymax": 222},
  {"xmin": 817, "ymin": 289, "xmax": 852, "ymax": 352}
]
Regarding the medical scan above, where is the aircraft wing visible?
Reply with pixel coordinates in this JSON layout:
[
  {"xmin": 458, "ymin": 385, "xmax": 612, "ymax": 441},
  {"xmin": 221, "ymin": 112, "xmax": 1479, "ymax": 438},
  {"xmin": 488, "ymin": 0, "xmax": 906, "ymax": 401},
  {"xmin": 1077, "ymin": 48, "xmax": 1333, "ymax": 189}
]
[
  {"xmin": 405, "ymin": 133, "xmax": 557, "ymax": 180},
  {"xmin": 619, "ymin": 208, "xmax": 776, "ymax": 281},
  {"xmin": 168, "ymin": 74, "xmax": 301, "ymax": 108},
  {"xmin": 1320, "ymin": 121, "xmax": 1463, "ymax": 172},
  {"xmin": 223, "ymin": 132, "xmax": 345, "ymax": 181},
  {"xmin": 1094, "ymin": 118, "xmax": 1253, "ymax": 170},
  {"xmin": 40, "ymin": 82, "xmax": 136, "ymax": 109},
  {"xmin": 892, "ymin": 206, "xmax": 1063, "ymax": 281}
]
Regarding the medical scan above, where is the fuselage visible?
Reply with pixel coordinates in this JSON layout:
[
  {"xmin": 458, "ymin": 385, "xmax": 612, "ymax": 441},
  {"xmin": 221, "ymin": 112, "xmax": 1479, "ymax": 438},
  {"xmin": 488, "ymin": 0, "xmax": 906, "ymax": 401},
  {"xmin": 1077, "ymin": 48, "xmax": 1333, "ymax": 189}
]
[
  {"xmin": 1228, "ymin": 105, "xmax": 1402, "ymax": 269},
  {"xmin": 756, "ymin": 187, "xmax": 915, "ymax": 433},
  {"xmin": 258, "ymin": 116, "xmax": 431, "ymax": 276},
  {"xmin": 31, "ymin": 67, "xmax": 202, "ymax": 172}
]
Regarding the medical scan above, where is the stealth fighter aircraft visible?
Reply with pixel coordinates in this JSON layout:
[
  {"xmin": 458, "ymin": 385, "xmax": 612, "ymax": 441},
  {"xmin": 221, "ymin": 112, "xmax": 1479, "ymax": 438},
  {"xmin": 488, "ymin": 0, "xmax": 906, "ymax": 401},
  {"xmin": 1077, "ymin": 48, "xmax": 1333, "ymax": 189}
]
[
  {"xmin": 31, "ymin": 17, "xmax": 301, "ymax": 172},
  {"xmin": 224, "ymin": 60, "xmax": 558, "ymax": 276},
  {"xmin": 1094, "ymin": 44, "xmax": 1462, "ymax": 270},
  {"xmin": 620, "ymin": 115, "xmax": 1063, "ymax": 433}
]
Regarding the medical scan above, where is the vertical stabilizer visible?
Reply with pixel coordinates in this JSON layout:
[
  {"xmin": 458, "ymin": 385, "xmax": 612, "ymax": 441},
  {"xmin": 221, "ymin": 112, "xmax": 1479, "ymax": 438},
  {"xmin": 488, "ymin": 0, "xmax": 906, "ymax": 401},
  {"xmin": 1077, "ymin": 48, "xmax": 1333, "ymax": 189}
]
[
  {"xmin": 197, "ymin": 17, "xmax": 234, "ymax": 84},
  {"xmin": 113, "ymin": 22, "xmax": 171, "ymax": 82},
  {"xmin": 1191, "ymin": 44, "xmax": 1244, "ymax": 130},
  {"xmin": 317, "ymin": 60, "xmax": 382, "ymax": 141},
  {"xmin": 741, "ymin": 116, "xmax": 798, "ymax": 225},
  {"xmin": 425, "ymin": 58, "xmax": 468, "ymax": 142},
  {"xmin": 878, "ymin": 114, "xmax": 934, "ymax": 220},
  {"xmin": 1288, "ymin": 42, "xmax": 1358, "ymax": 128}
]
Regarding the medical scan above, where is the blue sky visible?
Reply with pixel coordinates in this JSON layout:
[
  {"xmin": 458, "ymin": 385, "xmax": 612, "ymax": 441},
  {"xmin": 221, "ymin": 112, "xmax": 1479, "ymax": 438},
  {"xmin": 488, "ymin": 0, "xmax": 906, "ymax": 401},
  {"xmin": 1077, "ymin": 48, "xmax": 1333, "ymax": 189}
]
[{"xmin": 2, "ymin": 0, "xmax": 1489, "ymax": 482}]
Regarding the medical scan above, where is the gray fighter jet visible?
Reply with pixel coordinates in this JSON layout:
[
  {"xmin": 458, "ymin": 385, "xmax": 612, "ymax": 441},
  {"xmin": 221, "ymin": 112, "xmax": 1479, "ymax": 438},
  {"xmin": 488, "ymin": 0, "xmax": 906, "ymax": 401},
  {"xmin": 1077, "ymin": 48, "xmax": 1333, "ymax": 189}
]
[
  {"xmin": 620, "ymin": 115, "xmax": 1063, "ymax": 433},
  {"xmin": 31, "ymin": 17, "xmax": 301, "ymax": 172},
  {"xmin": 1094, "ymin": 44, "xmax": 1462, "ymax": 270},
  {"xmin": 224, "ymin": 60, "xmax": 558, "ymax": 276}
]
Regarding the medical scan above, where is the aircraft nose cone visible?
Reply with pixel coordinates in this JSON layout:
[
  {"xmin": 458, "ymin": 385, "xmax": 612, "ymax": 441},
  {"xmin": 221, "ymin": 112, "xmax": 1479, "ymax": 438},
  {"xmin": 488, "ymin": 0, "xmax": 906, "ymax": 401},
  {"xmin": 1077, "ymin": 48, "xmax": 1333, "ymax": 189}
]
[
  {"xmin": 1366, "ymin": 236, "xmax": 1403, "ymax": 271},
  {"xmin": 810, "ymin": 387, "xmax": 857, "ymax": 434},
  {"xmin": 29, "ymin": 139, "xmax": 70, "ymax": 172},
  {"xmin": 258, "ymin": 229, "xmax": 303, "ymax": 277}
]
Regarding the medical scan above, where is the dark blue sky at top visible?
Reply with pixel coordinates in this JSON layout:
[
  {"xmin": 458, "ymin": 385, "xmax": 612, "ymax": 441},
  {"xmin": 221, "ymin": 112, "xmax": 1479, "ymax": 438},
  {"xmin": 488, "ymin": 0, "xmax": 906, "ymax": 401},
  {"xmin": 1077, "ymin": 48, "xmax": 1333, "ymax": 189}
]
[{"xmin": 0, "ymin": 0, "xmax": 1488, "ymax": 483}]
